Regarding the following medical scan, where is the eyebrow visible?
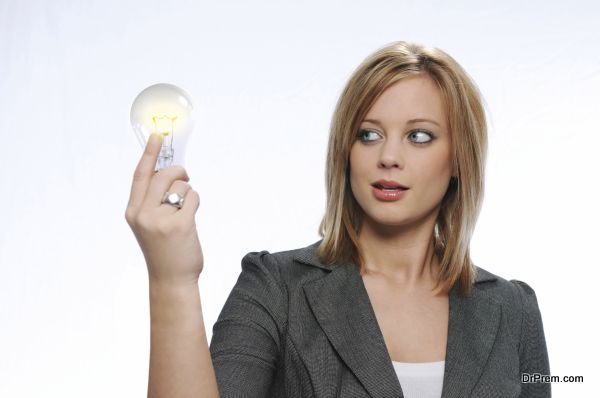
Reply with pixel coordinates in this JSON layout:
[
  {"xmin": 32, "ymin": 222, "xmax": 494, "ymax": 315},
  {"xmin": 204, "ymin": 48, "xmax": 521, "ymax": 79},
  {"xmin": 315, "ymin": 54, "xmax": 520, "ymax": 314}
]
[{"xmin": 362, "ymin": 118, "xmax": 441, "ymax": 127}]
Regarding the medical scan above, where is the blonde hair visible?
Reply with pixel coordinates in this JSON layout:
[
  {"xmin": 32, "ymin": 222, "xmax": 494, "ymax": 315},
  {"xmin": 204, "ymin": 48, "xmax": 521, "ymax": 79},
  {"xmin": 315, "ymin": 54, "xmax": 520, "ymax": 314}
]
[{"xmin": 317, "ymin": 41, "xmax": 487, "ymax": 297}]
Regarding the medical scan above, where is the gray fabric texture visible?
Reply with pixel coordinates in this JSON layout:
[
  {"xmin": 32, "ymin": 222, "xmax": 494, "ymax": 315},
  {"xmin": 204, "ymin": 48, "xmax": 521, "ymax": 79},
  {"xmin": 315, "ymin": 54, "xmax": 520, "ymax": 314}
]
[{"xmin": 209, "ymin": 239, "xmax": 551, "ymax": 397}]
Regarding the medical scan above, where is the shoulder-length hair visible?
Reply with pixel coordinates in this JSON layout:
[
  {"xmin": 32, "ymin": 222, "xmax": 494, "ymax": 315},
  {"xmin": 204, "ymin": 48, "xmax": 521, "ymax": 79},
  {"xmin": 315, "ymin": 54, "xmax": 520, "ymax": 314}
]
[{"xmin": 317, "ymin": 41, "xmax": 487, "ymax": 297}]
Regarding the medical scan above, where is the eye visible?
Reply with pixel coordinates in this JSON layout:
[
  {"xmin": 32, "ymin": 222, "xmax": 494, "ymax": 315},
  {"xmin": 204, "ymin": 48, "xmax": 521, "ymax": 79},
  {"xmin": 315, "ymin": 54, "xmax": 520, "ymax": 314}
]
[
  {"xmin": 357, "ymin": 129, "xmax": 381, "ymax": 142},
  {"xmin": 409, "ymin": 130, "xmax": 434, "ymax": 144}
]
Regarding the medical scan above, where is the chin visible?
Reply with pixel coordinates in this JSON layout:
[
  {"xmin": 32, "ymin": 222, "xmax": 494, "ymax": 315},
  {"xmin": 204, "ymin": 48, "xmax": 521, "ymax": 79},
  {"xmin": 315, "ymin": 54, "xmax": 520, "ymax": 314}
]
[{"xmin": 364, "ymin": 210, "xmax": 413, "ymax": 228}]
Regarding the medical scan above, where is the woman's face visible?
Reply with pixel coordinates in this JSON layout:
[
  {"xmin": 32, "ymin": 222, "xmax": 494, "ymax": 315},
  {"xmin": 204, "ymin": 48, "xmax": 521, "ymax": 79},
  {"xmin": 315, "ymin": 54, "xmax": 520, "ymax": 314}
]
[{"xmin": 349, "ymin": 73, "xmax": 453, "ymax": 230}]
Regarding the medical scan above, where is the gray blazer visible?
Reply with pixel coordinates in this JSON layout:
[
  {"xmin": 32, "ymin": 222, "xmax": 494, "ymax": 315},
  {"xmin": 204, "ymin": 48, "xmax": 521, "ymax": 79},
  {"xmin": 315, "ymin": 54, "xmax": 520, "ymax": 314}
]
[{"xmin": 210, "ymin": 240, "xmax": 551, "ymax": 397}]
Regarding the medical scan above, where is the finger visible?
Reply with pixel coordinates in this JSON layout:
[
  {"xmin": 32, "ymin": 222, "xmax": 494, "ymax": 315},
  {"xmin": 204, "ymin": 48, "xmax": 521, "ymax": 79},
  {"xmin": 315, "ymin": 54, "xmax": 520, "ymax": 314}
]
[
  {"xmin": 174, "ymin": 188, "xmax": 200, "ymax": 223},
  {"xmin": 144, "ymin": 165, "xmax": 190, "ymax": 209},
  {"xmin": 127, "ymin": 133, "xmax": 163, "ymax": 212}
]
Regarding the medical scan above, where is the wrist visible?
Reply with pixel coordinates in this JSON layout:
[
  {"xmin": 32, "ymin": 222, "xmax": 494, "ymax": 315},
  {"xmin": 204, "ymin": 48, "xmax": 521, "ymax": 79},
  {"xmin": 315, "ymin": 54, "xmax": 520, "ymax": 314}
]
[
  {"xmin": 149, "ymin": 281, "xmax": 202, "ymax": 326},
  {"xmin": 149, "ymin": 276, "xmax": 199, "ymax": 291},
  {"xmin": 149, "ymin": 279, "xmax": 200, "ymax": 305}
]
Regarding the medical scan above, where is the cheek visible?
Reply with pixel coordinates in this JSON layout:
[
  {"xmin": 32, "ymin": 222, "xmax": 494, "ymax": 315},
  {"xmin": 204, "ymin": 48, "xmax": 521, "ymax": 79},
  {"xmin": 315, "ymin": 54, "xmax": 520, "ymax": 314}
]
[
  {"xmin": 413, "ymin": 152, "xmax": 453, "ymax": 195},
  {"xmin": 421, "ymin": 144, "xmax": 452, "ymax": 173}
]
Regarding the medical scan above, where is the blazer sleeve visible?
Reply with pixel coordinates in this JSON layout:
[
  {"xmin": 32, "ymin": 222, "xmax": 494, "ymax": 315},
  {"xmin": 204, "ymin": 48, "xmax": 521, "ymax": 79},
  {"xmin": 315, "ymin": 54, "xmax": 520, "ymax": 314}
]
[
  {"xmin": 511, "ymin": 280, "xmax": 551, "ymax": 398},
  {"xmin": 209, "ymin": 250, "xmax": 287, "ymax": 398}
]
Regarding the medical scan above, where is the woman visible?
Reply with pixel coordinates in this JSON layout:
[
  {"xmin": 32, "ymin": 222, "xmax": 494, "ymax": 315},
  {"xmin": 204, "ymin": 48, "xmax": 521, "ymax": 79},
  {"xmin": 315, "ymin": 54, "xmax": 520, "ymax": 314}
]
[{"xmin": 125, "ymin": 41, "xmax": 551, "ymax": 398}]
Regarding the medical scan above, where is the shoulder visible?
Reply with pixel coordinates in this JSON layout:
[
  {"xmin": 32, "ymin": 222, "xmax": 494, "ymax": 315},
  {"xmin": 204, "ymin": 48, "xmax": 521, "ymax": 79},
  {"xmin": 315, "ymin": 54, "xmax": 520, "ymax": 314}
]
[
  {"xmin": 474, "ymin": 267, "xmax": 550, "ymax": 377},
  {"xmin": 472, "ymin": 265, "xmax": 545, "ymax": 346},
  {"xmin": 239, "ymin": 239, "xmax": 334, "ymax": 288},
  {"xmin": 473, "ymin": 265, "xmax": 542, "ymax": 313}
]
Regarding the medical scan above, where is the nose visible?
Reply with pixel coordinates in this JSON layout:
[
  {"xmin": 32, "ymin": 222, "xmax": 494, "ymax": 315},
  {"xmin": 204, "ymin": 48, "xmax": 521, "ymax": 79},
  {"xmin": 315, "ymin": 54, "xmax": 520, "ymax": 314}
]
[{"xmin": 378, "ymin": 136, "xmax": 405, "ymax": 169}]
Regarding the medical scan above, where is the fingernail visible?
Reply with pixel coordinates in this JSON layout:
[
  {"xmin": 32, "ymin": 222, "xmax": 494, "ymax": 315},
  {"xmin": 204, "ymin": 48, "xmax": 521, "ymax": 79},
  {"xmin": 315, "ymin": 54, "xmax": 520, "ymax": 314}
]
[{"xmin": 150, "ymin": 133, "xmax": 163, "ymax": 144}]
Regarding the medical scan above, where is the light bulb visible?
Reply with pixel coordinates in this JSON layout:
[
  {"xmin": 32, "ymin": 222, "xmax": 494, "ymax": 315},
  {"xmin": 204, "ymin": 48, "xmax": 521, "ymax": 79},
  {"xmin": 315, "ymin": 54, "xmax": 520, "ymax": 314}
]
[{"xmin": 130, "ymin": 83, "xmax": 195, "ymax": 172}]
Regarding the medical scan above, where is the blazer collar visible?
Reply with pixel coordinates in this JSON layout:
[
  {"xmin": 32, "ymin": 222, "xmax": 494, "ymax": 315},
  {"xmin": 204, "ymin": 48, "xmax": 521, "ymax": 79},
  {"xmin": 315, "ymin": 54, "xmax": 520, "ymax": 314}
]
[{"xmin": 294, "ymin": 240, "xmax": 501, "ymax": 398}]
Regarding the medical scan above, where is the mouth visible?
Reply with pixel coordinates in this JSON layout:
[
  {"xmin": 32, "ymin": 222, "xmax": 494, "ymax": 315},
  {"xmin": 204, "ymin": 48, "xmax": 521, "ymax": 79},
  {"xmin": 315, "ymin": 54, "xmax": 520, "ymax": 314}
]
[
  {"xmin": 372, "ymin": 184, "xmax": 408, "ymax": 191},
  {"xmin": 371, "ymin": 180, "xmax": 409, "ymax": 190},
  {"xmin": 371, "ymin": 183, "xmax": 408, "ymax": 201}
]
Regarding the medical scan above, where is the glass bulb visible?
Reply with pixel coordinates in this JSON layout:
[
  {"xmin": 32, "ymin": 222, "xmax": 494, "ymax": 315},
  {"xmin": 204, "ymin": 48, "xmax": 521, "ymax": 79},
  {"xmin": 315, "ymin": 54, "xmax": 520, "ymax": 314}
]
[{"xmin": 130, "ymin": 83, "xmax": 195, "ymax": 172}]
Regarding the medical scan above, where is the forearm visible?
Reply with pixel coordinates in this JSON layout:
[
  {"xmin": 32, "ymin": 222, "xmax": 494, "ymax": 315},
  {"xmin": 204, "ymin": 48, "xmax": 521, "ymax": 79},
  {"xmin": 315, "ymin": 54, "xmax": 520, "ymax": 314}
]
[{"xmin": 148, "ymin": 282, "xmax": 219, "ymax": 398}]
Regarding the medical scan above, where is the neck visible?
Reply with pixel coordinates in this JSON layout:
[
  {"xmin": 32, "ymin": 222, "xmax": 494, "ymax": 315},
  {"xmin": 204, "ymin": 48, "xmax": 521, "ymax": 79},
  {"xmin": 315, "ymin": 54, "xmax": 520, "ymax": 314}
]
[{"xmin": 357, "ymin": 214, "xmax": 443, "ymax": 291}]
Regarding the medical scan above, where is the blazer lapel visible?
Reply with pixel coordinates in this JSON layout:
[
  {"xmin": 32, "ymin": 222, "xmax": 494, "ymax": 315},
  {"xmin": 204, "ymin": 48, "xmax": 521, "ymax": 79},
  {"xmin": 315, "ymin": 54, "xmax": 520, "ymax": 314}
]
[
  {"xmin": 294, "ymin": 240, "xmax": 501, "ymax": 398},
  {"xmin": 302, "ymin": 260, "xmax": 404, "ymax": 397},
  {"xmin": 441, "ymin": 273, "xmax": 501, "ymax": 397}
]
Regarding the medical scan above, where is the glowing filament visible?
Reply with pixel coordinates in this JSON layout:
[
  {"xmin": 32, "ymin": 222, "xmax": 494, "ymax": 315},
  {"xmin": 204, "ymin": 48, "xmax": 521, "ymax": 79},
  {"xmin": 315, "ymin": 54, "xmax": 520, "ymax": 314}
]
[{"xmin": 151, "ymin": 115, "xmax": 178, "ymax": 137}]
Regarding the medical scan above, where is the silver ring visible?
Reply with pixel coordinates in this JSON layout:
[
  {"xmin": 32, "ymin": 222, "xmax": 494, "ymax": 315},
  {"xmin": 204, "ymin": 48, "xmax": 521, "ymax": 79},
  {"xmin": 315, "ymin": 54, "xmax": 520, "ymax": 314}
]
[{"xmin": 161, "ymin": 191, "xmax": 185, "ymax": 209}]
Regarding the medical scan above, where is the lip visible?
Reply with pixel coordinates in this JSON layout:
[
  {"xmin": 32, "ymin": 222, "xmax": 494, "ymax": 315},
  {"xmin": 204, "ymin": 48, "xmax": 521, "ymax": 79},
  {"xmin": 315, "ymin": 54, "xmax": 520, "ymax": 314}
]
[
  {"xmin": 371, "ymin": 179, "xmax": 409, "ymax": 189},
  {"xmin": 372, "ymin": 185, "xmax": 408, "ymax": 201}
]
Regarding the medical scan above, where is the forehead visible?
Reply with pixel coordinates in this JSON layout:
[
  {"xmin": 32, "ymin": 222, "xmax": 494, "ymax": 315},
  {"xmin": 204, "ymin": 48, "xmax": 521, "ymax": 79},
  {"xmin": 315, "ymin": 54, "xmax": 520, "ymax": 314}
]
[{"xmin": 364, "ymin": 74, "xmax": 446, "ymax": 126}]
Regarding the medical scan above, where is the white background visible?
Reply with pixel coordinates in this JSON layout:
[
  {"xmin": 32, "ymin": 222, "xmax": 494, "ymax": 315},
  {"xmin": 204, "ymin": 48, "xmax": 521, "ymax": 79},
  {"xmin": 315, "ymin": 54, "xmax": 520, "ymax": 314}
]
[{"xmin": 1, "ymin": 0, "xmax": 598, "ymax": 396}]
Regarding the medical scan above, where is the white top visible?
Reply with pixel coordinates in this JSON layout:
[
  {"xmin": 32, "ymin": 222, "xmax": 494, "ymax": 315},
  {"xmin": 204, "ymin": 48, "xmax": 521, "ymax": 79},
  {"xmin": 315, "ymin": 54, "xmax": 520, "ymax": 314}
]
[{"xmin": 392, "ymin": 360, "xmax": 445, "ymax": 398}]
